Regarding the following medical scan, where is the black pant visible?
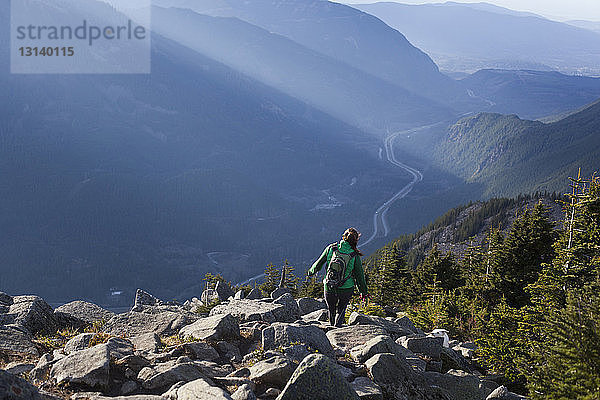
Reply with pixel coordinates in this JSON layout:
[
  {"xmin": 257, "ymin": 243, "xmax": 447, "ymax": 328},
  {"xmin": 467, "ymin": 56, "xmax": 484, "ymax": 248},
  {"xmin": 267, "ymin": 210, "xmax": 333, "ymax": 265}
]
[{"xmin": 325, "ymin": 289, "xmax": 353, "ymax": 327}]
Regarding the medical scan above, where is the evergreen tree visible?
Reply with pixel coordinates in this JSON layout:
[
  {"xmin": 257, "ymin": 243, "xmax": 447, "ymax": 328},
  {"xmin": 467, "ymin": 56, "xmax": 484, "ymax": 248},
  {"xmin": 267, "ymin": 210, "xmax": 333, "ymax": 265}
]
[
  {"xmin": 413, "ymin": 245, "xmax": 463, "ymax": 299},
  {"xmin": 369, "ymin": 244, "xmax": 410, "ymax": 306},
  {"xmin": 259, "ymin": 263, "xmax": 280, "ymax": 296}
]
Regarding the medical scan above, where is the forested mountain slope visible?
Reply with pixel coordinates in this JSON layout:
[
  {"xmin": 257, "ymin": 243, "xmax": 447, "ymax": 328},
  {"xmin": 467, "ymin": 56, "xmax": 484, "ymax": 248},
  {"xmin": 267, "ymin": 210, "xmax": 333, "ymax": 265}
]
[{"xmin": 396, "ymin": 100, "xmax": 600, "ymax": 197}]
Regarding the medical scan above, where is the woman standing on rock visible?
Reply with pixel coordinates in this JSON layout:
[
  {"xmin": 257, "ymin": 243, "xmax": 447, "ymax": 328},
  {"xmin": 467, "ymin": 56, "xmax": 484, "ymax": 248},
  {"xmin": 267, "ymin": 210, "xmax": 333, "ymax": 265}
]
[{"xmin": 307, "ymin": 227, "xmax": 368, "ymax": 327}]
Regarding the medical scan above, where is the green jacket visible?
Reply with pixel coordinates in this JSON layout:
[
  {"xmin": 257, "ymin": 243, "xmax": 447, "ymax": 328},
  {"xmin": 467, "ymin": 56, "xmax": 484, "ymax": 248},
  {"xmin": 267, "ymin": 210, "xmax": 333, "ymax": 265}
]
[{"xmin": 308, "ymin": 240, "xmax": 368, "ymax": 294}]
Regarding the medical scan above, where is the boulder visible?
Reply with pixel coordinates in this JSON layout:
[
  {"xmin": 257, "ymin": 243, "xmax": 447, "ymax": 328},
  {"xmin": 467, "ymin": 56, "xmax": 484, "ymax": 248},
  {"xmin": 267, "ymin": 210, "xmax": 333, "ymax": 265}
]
[
  {"xmin": 183, "ymin": 342, "xmax": 220, "ymax": 361},
  {"xmin": 64, "ymin": 333, "xmax": 96, "ymax": 355},
  {"xmin": 0, "ymin": 370, "xmax": 46, "ymax": 400},
  {"xmin": 440, "ymin": 347, "xmax": 472, "ymax": 373},
  {"xmin": 215, "ymin": 282, "xmax": 235, "ymax": 301},
  {"xmin": 231, "ymin": 383, "xmax": 257, "ymax": 400},
  {"xmin": 486, "ymin": 385, "xmax": 528, "ymax": 400},
  {"xmin": 393, "ymin": 315, "xmax": 419, "ymax": 334},
  {"xmin": 262, "ymin": 323, "xmax": 334, "ymax": 357},
  {"xmin": 216, "ymin": 341, "xmax": 242, "ymax": 363},
  {"xmin": 270, "ymin": 288, "xmax": 291, "ymax": 299},
  {"xmin": 209, "ymin": 300, "xmax": 288, "ymax": 323},
  {"xmin": 164, "ymin": 377, "xmax": 233, "ymax": 400},
  {"xmin": 398, "ymin": 336, "xmax": 444, "ymax": 360},
  {"xmin": 131, "ymin": 333, "xmax": 162, "ymax": 354},
  {"xmin": 179, "ymin": 314, "xmax": 240, "ymax": 342},
  {"xmin": 234, "ymin": 290, "xmax": 245, "ymax": 300},
  {"xmin": 348, "ymin": 313, "xmax": 411, "ymax": 339},
  {"xmin": 326, "ymin": 325, "xmax": 387, "ymax": 352},
  {"xmin": 350, "ymin": 335, "xmax": 398, "ymax": 364},
  {"xmin": 131, "ymin": 289, "xmax": 164, "ymax": 311},
  {"xmin": 296, "ymin": 297, "xmax": 326, "ymax": 316},
  {"xmin": 201, "ymin": 289, "xmax": 220, "ymax": 306},
  {"xmin": 71, "ymin": 394, "xmax": 165, "ymax": 400},
  {"xmin": 272, "ymin": 293, "xmax": 300, "ymax": 322},
  {"xmin": 0, "ymin": 292, "xmax": 13, "ymax": 306},
  {"xmin": 50, "ymin": 343, "xmax": 113, "ymax": 390},
  {"xmin": 0, "ymin": 325, "xmax": 38, "ymax": 356},
  {"xmin": 55, "ymin": 301, "xmax": 115, "ymax": 326},
  {"xmin": 245, "ymin": 288, "xmax": 263, "ymax": 300},
  {"xmin": 278, "ymin": 354, "xmax": 360, "ymax": 400},
  {"xmin": 365, "ymin": 353, "xmax": 413, "ymax": 388},
  {"xmin": 351, "ymin": 377, "xmax": 383, "ymax": 400},
  {"xmin": 5, "ymin": 295, "xmax": 59, "ymax": 335},
  {"xmin": 424, "ymin": 370, "xmax": 493, "ymax": 400},
  {"xmin": 4, "ymin": 361, "xmax": 35, "ymax": 376},
  {"xmin": 138, "ymin": 361, "xmax": 204, "ymax": 391},
  {"xmin": 301, "ymin": 309, "xmax": 329, "ymax": 322},
  {"xmin": 103, "ymin": 310, "xmax": 199, "ymax": 337},
  {"xmin": 248, "ymin": 356, "xmax": 295, "ymax": 389}
]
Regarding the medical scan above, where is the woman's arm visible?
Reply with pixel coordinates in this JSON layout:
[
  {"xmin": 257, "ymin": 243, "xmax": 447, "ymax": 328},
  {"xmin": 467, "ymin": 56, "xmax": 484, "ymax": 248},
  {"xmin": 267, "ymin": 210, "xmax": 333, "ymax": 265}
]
[
  {"xmin": 353, "ymin": 256, "xmax": 368, "ymax": 295},
  {"xmin": 307, "ymin": 245, "xmax": 331, "ymax": 276}
]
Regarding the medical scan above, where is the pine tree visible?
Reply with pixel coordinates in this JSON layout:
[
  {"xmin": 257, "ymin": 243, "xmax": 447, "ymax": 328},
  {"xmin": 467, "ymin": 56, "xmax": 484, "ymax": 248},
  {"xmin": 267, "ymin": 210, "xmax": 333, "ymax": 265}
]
[
  {"xmin": 413, "ymin": 245, "xmax": 463, "ymax": 299},
  {"xmin": 259, "ymin": 263, "xmax": 280, "ymax": 296},
  {"xmin": 369, "ymin": 244, "xmax": 410, "ymax": 306}
]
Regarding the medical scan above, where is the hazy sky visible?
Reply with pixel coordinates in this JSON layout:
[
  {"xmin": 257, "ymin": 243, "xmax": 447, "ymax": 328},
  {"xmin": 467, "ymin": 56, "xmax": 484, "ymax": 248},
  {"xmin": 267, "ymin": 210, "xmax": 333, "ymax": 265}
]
[{"xmin": 341, "ymin": 1, "xmax": 600, "ymax": 22}]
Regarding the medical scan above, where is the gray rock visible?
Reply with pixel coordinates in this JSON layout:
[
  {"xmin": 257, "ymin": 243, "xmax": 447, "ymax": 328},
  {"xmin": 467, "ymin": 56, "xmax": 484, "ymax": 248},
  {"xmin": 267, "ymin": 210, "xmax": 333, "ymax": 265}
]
[
  {"xmin": 132, "ymin": 289, "xmax": 164, "ymax": 311},
  {"xmin": 351, "ymin": 377, "xmax": 383, "ymax": 400},
  {"xmin": 216, "ymin": 341, "xmax": 242, "ymax": 363},
  {"xmin": 5, "ymin": 295, "xmax": 59, "ymax": 335},
  {"xmin": 350, "ymin": 335, "xmax": 398, "ymax": 364},
  {"xmin": 103, "ymin": 310, "xmax": 199, "ymax": 337},
  {"xmin": 131, "ymin": 333, "xmax": 162, "ymax": 354},
  {"xmin": 0, "ymin": 369, "xmax": 46, "ymax": 399},
  {"xmin": 209, "ymin": 300, "xmax": 288, "ymax": 323},
  {"xmin": 278, "ymin": 354, "xmax": 360, "ymax": 400},
  {"xmin": 486, "ymin": 385, "xmax": 528, "ymax": 400},
  {"xmin": 234, "ymin": 290, "xmax": 245, "ymax": 300},
  {"xmin": 424, "ymin": 370, "xmax": 493, "ymax": 400},
  {"xmin": 50, "ymin": 343, "xmax": 113, "ymax": 390},
  {"xmin": 138, "ymin": 361, "xmax": 204, "ymax": 391},
  {"xmin": 201, "ymin": 289, "xmax": 220, "ymax": 306},
  {"xmin": 215, "ymin": 282, "xmax": 235, "ymax": 301},
  {"xmin": 55, "ymin": 301, "xmax": 115, "ymax": 327},
  {"xmin": 262, "ymin": 322, "xmax": 333, "ymax": 357},
  {"xmin": 71, "ymin": 394, "xmax": 165, "ymax": 400},
  {"xmin": 272, "ymin": 293, "xmax": 300, "ymax": 322},
  {"xmin": 4, "ymin": 361, "xmax": 35, "ymax": 376},
  {"xmin": 164, "ymin": 377, "xmax": 233, "ymax": 399},
  {"xmin": 270, "ymin": 288, "xmax": 291, "ymax": 300},
  {"xmin": 393, "ymin": 315, "xmax": 419, "ymax": 335},
  {"xmin": 326, "ymin": 325, "xmax": 387, "ymax": 352},
  {"xmin": 398, "ymin": 336, "xmax": 444, "ymax": 360},
  {"xmin": 296, "ymin": 297, "xmax": 326, "ymax": 316},
  {"xmin": 231, "ymin": 383, "xmax": 257, "ymax": 400},
  {"xmin": 0, "ymin": 325, "xmax": 38, "ymax": 356},
  {"xmin": 348, "ymin": 312, "xmax": 411, "ymax": 339},
  {"xmin": 29, "ymin": 353, "xmax": 54, "ymax": 382},
  {"xmin": 0, "ymin": 292, "xmax": 13, "ymax": 306},
  {"xmin": 64, "ymin": 333, "xmax": 96, "ymax": 355},
  {"xmin": 245, "ymin": 288, "xmax": 263, "ymax": 300},
  {"xmin": 440, "ymin": 346, "xmax": 472, "ymax": 373},
  {"xmin": 121, "ymin": 380, "xmax": 139, "ymax": 395},
  {"xmin": 301, "ymin": 309, "xmax": 329, "ymax": 322},
  {"xmin": 248, "ymin": 356, "xmax": 295, "ymax": 389},
  {"xmin": 179, "ymin": 314, "xmax": 240, "ymax": 342},
  {"xmin": 183, "ymin": 342, "xmax": 220, "ymax": 361},
  {"xmin": 193, "ymin": 360, "xmax": 232, "ymax": 378},
  {"xmin": 365, "ymin": 353, "xmax": 413, "ymax": 387}
]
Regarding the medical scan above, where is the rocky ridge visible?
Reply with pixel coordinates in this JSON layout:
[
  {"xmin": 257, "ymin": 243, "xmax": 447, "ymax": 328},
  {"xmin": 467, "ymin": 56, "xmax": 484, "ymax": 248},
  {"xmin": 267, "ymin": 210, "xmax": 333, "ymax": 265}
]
[{"xmin": 0, "ymin": 288, "xmax": 526, "ymax": 400}]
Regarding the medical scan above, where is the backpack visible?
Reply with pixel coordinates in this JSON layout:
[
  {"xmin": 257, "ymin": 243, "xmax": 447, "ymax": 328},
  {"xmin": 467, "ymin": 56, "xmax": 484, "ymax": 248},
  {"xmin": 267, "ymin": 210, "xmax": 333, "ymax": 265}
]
[{"xmin": 325, "ymin": 243, "xmax": 357, "ymax": 290}]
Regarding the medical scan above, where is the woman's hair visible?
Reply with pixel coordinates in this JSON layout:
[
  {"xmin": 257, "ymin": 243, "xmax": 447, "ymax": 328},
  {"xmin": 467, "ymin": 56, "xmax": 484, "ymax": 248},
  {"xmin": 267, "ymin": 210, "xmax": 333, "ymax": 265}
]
[{"xmin": 342, "ymin": 227, "xmax": 363, "ymax": 256}]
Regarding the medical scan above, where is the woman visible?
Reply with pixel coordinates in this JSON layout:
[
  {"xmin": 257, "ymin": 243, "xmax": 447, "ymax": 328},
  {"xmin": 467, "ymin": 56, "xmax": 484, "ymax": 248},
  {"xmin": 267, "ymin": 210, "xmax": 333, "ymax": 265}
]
[{"xmin": 307, "ymin": 227, "xmax": 368, "ymax": 327}]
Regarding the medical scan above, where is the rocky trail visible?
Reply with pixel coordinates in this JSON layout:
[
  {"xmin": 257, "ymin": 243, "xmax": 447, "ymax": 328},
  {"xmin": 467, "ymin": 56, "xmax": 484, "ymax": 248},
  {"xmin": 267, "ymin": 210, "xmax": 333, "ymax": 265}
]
[{"xmin": 0, "ymin": 287, "xmax": 525, "ymax": 400}]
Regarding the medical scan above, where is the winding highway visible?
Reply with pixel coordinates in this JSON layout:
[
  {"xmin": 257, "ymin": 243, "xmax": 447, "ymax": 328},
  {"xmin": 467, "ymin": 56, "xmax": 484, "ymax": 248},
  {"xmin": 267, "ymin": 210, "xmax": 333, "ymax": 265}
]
[{"xmin": 361, "ymin": 123, "xmax": 441, "ymax": 247}]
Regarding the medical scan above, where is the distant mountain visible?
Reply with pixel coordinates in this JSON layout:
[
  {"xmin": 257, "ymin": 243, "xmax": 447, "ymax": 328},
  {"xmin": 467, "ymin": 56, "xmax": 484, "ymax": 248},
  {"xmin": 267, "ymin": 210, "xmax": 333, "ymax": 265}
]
[
  {"xmin": 153, "ymin": 0, "xmax": 480, "ymax": 111},
  {"xmin": 151, "ymin": 6, "xmax": 454, "ymax": 133},
  {"xmin": 566, "ymin": 20, "xmax": 600, "ymax": 34},
  {"xmin": 352, "ymin": 2, "xmax": 600, "ymax": 75},
  {"xmin": 0, "ymin": 0, "xmax": 407, "ymax": 303},
  {"xmin": 461, "ymin": 69, "xmax": 600, "ymax": 119},
  {"xmin": 396, "ymin": 100, "xmax": 600, "ymax": 197}
]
